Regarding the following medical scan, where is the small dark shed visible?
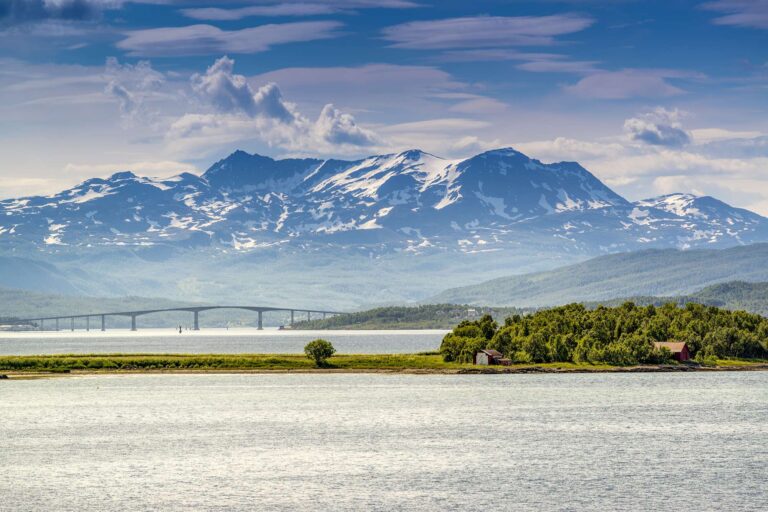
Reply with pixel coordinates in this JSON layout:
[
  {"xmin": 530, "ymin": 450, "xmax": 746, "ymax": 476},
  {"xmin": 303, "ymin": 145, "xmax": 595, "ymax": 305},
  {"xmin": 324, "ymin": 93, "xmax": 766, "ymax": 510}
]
[
  {"xmin": 653, "ymin": 341, "xmax": 691, "ymax": 362},
  {"xmin": 474, "ymin": 349, "xmax": 506, "ymax": 365}
]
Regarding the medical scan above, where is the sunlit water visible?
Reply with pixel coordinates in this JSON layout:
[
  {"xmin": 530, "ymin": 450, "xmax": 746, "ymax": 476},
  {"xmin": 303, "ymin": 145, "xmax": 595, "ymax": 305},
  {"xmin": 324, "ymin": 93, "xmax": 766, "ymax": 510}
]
[
  {"xmin": 1, "ymin": 372, "xmax": 766, "ymax": 511},
  {"xmin": 0, "ymin": 329, "xmax": 447, "ymax": 355}
]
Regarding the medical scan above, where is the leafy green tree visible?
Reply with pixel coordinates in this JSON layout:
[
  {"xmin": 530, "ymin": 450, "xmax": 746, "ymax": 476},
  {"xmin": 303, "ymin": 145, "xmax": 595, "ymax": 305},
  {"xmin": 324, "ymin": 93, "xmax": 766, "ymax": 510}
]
[
  {"xmin": 441, "ymin": 301, "xmax": 768, "ymax": 366},
  {"xmin": 304, "ymin": 339, "xmax": 336, "ymax": 367}
]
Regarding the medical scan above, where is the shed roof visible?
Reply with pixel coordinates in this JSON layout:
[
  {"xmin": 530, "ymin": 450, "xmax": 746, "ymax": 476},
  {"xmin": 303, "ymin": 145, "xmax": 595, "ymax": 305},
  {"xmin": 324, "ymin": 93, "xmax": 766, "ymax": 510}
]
[
  {"xmin": 481, "ymin": 349, "xmax": 503, "ymax": 357},
  {"xmin": 653, "ymin": 341, "xmax": 688, "ymax": 353}
]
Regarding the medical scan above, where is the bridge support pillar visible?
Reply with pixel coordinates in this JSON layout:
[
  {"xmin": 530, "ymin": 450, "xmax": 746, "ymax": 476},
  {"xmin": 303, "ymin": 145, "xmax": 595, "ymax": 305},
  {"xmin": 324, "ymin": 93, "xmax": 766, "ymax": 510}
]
[
  {"xmin": 101, "ymin": 315, "xmax": 106, "ymax": 332},
  {"xmin": 40, "ymin": 319, "xmax": 44, "ymax": 331},
  {"xmin": 193, "ymin": 311, "xmax": 199, "ymax": 331},
  {"xmin": 131, "ymin": 315, "xmax": 137, "ymax": 331},
  {"xmin": 290, "ymin": 310, "xmax": 294, "ymax": 326},
  {"xmin": 55, "ymin": 318, "xmax": 59, "ymax": 331},
  {"xmin": 307, "ymin": 311, "xmax": 311, "ymax": 322},
  {"xmin": 258, "ymin": 311, "xmax": 263, "ymax": 330},
  {"xmin": 86, "ymin": 316, "xmax": 90, "ymax": 332},
  {"xmin": 71, "ymin": 317, "xmax": 74, "ymax": 332},
  {"xmin": 323, "ymin": 312, "xmax": 327, "ymax": 319}
]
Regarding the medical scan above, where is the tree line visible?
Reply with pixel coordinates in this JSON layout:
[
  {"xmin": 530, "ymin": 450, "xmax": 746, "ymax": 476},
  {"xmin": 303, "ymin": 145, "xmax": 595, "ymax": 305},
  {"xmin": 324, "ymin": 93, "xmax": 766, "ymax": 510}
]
[{"xmin": 440, "ymin": 302, "xmax": 768, "ymax": 366}]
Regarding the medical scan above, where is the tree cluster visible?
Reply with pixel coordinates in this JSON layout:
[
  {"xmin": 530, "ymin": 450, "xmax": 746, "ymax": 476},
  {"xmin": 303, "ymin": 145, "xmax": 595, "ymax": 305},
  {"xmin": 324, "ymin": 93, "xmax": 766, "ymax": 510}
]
[{"xmin": 440, "ymin": 302, "xmax": 768, "ymax": 366}]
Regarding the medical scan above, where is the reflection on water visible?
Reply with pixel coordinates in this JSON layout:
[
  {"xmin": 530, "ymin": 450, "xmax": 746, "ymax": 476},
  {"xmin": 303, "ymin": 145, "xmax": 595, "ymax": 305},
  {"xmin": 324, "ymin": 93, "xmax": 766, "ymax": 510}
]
[
  {"xmin": 1, "ymin": 372, "xmax": 766, "ymax": 511},
  {"xmin": 0, "ymin": 328, "xmax": 447, "ymax": 355}
]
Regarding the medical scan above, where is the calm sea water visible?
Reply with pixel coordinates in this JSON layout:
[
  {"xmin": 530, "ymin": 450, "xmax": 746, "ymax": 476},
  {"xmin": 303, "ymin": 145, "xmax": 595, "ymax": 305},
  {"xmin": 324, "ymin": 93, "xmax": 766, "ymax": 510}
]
[
  {"xmin": 1, "ymin": 372, "xmax": 766, "ymax": 511},
  {"xmin": 0, "ymin": 329, "xmax": 446, "ymax": 355}
]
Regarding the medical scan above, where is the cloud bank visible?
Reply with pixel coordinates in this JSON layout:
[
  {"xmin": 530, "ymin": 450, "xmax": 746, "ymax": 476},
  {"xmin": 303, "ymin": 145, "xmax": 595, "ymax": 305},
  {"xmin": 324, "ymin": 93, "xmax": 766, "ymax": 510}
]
[
  {"xmin": 117, "ymin": 21, "xmax": 343, "ymax": 57},
  {"xmin": 169, "ymin": 56, "xmax": 380, "ymax": 155}
]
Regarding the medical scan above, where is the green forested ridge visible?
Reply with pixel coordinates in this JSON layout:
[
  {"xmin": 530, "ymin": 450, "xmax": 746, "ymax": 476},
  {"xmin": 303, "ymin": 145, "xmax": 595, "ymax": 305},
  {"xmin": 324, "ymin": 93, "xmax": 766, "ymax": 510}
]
[
  {"xmin": 430, "ymin": 244, "xmax": 768, "ymax": 306},
  {"xmin": 582, "ymin": 281, "xmax": 768, "ymax": 316},
  {"xmin": 293, "ymin": 281, "xmax": 768, "ymax": 329},
  {"xmin": 440, "ymin": 303, "xmax": 768, "ymax": 366},
  {"xmin": 292, "ymin": 304, "xmax": 529, "ymax": 330}
]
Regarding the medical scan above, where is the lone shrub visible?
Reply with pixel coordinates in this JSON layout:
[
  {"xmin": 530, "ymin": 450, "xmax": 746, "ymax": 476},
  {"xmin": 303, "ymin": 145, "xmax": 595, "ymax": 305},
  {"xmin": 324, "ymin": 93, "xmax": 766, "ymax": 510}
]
[{"xmin": 304, "ymin": 339, "xmax": 336, "ymax": 367}]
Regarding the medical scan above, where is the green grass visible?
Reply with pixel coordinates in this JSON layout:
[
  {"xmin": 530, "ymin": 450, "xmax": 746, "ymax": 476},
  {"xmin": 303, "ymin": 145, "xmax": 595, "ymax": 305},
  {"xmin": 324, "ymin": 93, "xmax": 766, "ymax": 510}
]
[
  {"xmin": 714, "ymin": 358, "xmax": 768, "ymax": 367},
  {"xmin": 0, "ymin": 354, "xmax": 764, "ymax": 374},
  {"xmin": 0, "ymin": 353, "xmax": 467, "ymax": 372}
]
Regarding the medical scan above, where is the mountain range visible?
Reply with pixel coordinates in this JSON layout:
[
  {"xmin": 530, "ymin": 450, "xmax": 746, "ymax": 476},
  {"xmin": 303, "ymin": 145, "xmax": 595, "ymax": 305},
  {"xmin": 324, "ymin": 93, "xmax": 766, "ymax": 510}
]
[
  {"xmin": 2, "ymin": 147, "xmax": 767, "ymax": 254},
  {"xmin": 1, "ymin": 147, "xmax": 768, "ymax": 307}
]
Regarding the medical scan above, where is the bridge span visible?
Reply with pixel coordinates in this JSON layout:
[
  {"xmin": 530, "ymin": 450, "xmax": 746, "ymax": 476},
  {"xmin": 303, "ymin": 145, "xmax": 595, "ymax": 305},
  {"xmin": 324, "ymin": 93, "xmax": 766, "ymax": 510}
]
[{"xmin": 14, "ymin": 305, "xmax": 346, "ymax": 332}]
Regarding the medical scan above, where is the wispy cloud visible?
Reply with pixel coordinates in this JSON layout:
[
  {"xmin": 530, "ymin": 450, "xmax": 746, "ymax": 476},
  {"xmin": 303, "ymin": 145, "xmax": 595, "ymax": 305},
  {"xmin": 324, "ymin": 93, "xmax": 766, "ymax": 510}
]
[
  {"xmin": 381, "ymin": 14, "xmax": 594, "ymax": 49},
  {"xmin": 181, "ymin": 0, "xmax": 419, "ymax": 21},
  {"xmin": 103, "ymin": 57, "xmax": 165, "ymax": 119},
  {"xmin": 182, "ymin": 4, "xmax": 342, "ymax": 21},
  {"xmin": 702, "ymin": 0, "xmax": 768, "ymax": 29},
  {"xmin": 117, "ymin": 21, "xmax": 343, "ymax": 57},
  {"xmin": 564, "ymin": 69, "xmax": 702, "ymax": 99},
  {"xmin": 0, "ymin": 0, "xmax": 109, "ymax": 24}
]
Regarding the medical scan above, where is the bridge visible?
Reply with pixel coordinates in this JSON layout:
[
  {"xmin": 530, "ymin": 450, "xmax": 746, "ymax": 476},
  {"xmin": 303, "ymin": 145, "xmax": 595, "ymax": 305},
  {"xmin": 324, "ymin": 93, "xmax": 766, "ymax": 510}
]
[{"xmin": 12, "ymin": 305, "xmax": 346, "ymax": 332}]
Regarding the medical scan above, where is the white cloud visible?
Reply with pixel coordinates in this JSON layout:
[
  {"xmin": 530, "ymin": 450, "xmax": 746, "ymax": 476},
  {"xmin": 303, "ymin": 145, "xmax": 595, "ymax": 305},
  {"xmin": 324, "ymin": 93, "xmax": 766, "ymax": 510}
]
[
  {"xmin": 63, "ymin": 159, "xmax": 199, "ymax": 178},
  {"xmin": 379, "ymin": 117, "xmax": 495, "ymax": 157},
  {"xmin": 690, "ymin": 127, "xmax": 764, "ymax": 143},
  {"xmin": 0, "ymin": 0, "xmax": 114, "ymax": 24},
  {"xmin": 182, "ymin": 4, "xmax": 341, "ymax": 20},
  {"xmin": 514, "ymin": 137, "xmax": 626, "ymax": 161},
  {"xmin": 314, "ymin": 104, "xmax": 379, "ymax": 146},
  {"xmin": 517, "ymin": 58, "xmax": 599, "ymax": 74},
  {"xmin": 191, "ymin": 56, "xmax": 255, "ymax": 115},
  {"xmin": 510, "ymin": 123, "xmax": 768, "ymax": 213},
  {"xmin": 116, "ymin": 21, "xmax": 343, "ymax": 57},
  {"xmin": 168, "ymin": 56, "xmax": 381, "ymax": 156},
  {"xmin": 623, "ymin": 107, "xmax": 691, "ymax": 147},
  {"xmin": 181, "ymin": 0, "xmax": 419, "ymax": 20},
  {"xmin": 564, "ymin": 69, "xmax": 697, "ymax": 99},
  {"xmin": 381, "ymin": 14, "xmax": 594, "ymax": 49},
  {"xmin": 702, "ymin": 0, "xmax": 768, "ymax": 29},
  {"xmin": 103, "ymin": 57, "xmax": 164, "ymax": 118}
]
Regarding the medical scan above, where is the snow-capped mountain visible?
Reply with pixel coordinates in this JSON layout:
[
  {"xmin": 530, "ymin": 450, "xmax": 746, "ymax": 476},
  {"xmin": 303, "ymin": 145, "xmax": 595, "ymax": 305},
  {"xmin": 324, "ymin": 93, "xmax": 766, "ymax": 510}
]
[{"xmin": 2, "ymin": 148, "xmax": 767, "ymax": 254}]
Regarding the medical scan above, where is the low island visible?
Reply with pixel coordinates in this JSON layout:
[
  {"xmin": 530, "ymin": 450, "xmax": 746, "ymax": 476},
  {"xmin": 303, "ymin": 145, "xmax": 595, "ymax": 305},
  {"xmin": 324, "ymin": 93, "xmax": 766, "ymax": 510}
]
[{"xmin": 2, "ymin": 302, "xmax": 767, "ymax": 378}]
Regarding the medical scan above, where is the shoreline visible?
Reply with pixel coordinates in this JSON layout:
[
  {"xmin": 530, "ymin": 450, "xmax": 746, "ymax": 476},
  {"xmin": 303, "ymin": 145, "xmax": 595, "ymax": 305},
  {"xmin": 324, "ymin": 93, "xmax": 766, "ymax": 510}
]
[{"xmin": 1, "ymin": 353, "xmax": 766, "ymax": 379}]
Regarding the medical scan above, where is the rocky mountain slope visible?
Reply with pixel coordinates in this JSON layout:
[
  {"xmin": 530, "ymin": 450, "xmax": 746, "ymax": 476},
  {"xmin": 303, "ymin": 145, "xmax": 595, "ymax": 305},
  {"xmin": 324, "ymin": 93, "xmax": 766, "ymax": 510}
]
[
  {"xmin": 2, "ymin": 148, "xmax": 766, "ymax": 255},
  {"xmin": 2, "ymin": 147, "xmax": 768, "ymax": 308}
]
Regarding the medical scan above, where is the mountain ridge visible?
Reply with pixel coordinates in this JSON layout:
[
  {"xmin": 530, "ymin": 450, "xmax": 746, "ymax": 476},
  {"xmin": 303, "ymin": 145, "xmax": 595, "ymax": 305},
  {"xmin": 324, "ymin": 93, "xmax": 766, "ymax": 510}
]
[
  {"xmin": 429, "ymin": 244, "xmax": 768, "ymax": 307},
  {"xmin": 2, "ymin": 147, "xmax": 766, "ymax": 257}
]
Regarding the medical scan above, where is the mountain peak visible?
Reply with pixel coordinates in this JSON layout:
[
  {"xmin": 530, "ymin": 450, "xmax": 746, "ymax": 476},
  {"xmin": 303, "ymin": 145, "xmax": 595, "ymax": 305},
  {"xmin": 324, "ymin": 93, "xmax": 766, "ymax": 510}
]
[
  {"xmin": 396, "ymin": 149, "xmax": 438, "ymax": 161},
  {"xmin": 477, "ymin": 147, "xmax": 528, "ymax": 159},
  {"xmin": 107, "ymin": 171, "xmax": 138, "ymax": 181}
]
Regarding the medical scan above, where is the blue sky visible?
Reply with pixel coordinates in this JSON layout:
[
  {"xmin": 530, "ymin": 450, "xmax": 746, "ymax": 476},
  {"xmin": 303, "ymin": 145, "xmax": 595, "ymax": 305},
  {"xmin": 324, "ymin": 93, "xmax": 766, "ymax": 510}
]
[{"xmin": 1, "ymin": 0, "xmax": 767, "ymax": 211}]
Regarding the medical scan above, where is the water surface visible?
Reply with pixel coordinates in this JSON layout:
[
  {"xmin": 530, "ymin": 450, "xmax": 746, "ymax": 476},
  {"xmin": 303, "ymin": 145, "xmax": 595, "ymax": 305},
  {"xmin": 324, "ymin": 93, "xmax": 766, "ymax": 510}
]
[{"xmin": 1, "ymin": 372, "xmax": 766, "ymax": 511}]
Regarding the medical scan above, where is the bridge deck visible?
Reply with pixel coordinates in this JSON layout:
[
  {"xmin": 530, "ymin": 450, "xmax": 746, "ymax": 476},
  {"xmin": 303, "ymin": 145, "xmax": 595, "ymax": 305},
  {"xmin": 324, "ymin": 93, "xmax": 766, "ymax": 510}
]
[{"xmin": 9, "ymin": 305, "xmax": 347, "ymax": 331}]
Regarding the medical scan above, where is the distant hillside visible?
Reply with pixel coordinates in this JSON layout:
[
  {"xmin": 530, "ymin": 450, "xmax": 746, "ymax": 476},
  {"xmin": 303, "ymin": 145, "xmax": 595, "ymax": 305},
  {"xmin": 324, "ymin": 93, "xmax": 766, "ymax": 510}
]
[
  {"xmin": 582, "ymin": 282, "xmax": 768, "ymax": 316},
  {"xmin": 429, "ymin": 244, "xmax": 768, "ymax": 306},
  {"xmin": 292, "ymin": 304, "xmax": 529, "ymax": 330},
  {"xmin": 295, "ymin": 281, "xmax": 768, "ymax": 330}
]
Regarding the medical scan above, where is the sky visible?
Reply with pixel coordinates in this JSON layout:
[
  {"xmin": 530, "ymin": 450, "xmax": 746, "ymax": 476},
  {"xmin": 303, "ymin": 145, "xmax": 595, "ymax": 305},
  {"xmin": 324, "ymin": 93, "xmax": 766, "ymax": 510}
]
[{"xmin": 1, "ymin": 0, "xmax": 767, "ymax": 211}]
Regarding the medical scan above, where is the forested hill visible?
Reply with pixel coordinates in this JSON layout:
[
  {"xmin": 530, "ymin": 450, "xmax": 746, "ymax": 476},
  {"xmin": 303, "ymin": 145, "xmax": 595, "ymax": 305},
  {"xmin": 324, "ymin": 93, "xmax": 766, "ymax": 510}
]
[
  {"xmin": 429, "ymin": 244, "xmax": 768, "ymax": 306},
  {"xmin": 440, "ymin": 303, "xmax": 768, "ymax": 366},
  {"xmin": 294, "ymin": 281, "xmax": 768, "ymax": 330},
  {"xmin": 582, "ymin": 282, "xmax": 768, "ymax": 317},
  {"xmin": 292, "ymin": 305, "xmax": 529, "ymax": 330}
]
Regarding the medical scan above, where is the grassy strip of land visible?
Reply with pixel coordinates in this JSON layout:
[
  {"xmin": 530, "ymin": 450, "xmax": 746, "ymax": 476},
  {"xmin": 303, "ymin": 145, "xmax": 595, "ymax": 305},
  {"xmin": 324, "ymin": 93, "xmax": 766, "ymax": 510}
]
[{"xmin": 0, "ymin": 353, "xmax": 766, "ymax": 377}]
